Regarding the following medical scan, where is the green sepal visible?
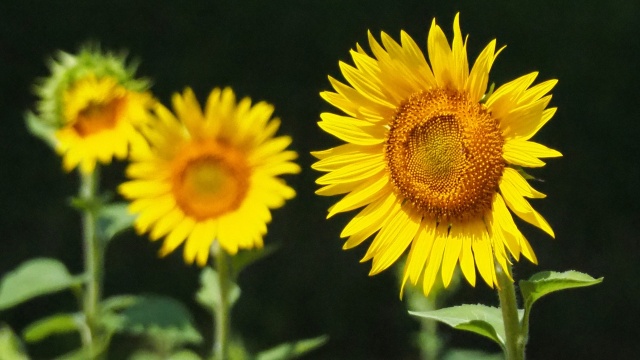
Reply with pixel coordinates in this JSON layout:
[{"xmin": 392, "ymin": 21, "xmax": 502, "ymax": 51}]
[
  {"xmin": 479, "ymin": 82, "xmax": 495, "ymax": 104},
  {"xmin": 519, "ymin": 270, "xmax": 603, "ymax": 311},
  {"xmin": 25, "ymin": 111, "xmax": 56, "ymax": 149},
  {"xmin": 196, "ymin": 267, "xmax": 241, "ymax": 313},
  {"xmin": 0, "ymin": 258, "xmax": 86, "ymax": 310},
  {"xmin": 22, "ymin": 313, "xmax": 81, "ymax": 343},
  {"xmin": 511, "ymin": 165, "xmax": 538, "ymax": 181},
  {"xmin": 255, "ymin": 335, "xmax": 329, "ymax": 360},
  {"xmin": 410, "ymin": 304, "xmax": 524, "ymax": 350},
  {"xmin": 0, "ymin": 324, "xmax": 29, "ymax": 360}
]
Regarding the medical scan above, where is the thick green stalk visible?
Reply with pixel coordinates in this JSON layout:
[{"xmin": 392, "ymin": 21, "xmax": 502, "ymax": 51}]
[
  {"xmin": 212, "ymin": 244, "xmax": 230, "ymax": 360},
  {"xmin": 79, "ymin": 168, "xmax": 103, "ymax": 358},
  {"xmin": 496, "ymin": 264, "xmax": 524, "ymax": 360}
]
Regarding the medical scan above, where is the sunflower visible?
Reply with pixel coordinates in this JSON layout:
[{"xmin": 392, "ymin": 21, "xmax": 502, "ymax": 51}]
[
  {"xmin": 55, "ymin": 74, "xmax": 153, "ymax": 173},
  {"xmin": 30, "ymin": 47, "xmax": 153, "ymax": 174},
  {"xmin": 312, "ymin": 14, "xmax": 561, "ymax": 296},
  {"xmin": 119, "ymin": 88, "xmax": 300, "ymax": 265}
]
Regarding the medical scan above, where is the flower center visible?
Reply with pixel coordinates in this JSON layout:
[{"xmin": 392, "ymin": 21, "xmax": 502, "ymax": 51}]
[
  {"xmin": 385, "ymin": 89, "xmax": 505, "ymax": 222},
  {"xmin": 73, "ymin": 98, "xmax": 124, "ymax": 137},
  {"xmin": 172, "ymin": 141, "xmax": 250, "ymax": 220}
]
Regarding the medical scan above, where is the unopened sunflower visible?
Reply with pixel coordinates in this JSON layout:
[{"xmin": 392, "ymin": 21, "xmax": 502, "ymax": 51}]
[
  {"xmin": 313, "ymin": 14, "xmax": 561, "ymax": 296},
  {"xmin": 30, "ymin": 47, "xmax": 153, "ymax": 174},
  {"xmin": 120, "ymin": 88, "xmax": 300, "ymax": 265}
]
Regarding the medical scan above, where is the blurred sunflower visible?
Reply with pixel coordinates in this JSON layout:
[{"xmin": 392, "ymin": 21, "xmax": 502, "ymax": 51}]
[
  {"xmin": 120, "ymin": 88, "xmax": 300, "ymax": 265},
  {"xmin": 313, "ymin": 14, "xmax": 561, "ymax": 296},
  {"xmin": 30, "ymin": 47, "xmax": 153, "ymax": 174}
]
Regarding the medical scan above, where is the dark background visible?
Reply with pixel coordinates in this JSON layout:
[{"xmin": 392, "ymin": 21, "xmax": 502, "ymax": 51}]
[{"xmin": 1, "ymin": 1, "xmax": 638, "ymax": 359}]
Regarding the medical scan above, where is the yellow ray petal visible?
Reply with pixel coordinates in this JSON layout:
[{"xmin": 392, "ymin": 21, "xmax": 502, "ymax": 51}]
[
  {"xmin": 316, "ymin": 155, "xmax": 385, "ymax": 185},
  {"xmin": 406, "ymin": 219, "xmax": 437, "ymax": 285},
  {"xmin": 159, "ymin": 217, "xmax": 196, "ymax": 257},
  {"xmin": 441, "ymin": 221, "xmax": 463, "ymax": 287},
  {"xmin": 500, "ymin": 178, "xmax": 555, "ymax": 238},
  {"xmin": 422, "ymin": 224, "xmax": 448, "ymax": 296},
  {"xmin": 368, "ymin": 207, "xmax": 422, "ymax": 275},
  {"xmin": 327, "ymin": 172, "xmax": 390, "ymax": 218},
  {"xmin": 341, "ymin": 193, "xmax": 398, "ymax": 238},
  {"xmin": 502, "ymin": 167, "xmax": 546, "ymax": 199},
  {"xmin": 470, "ymin": 220, "xmax": 495, "ymax": 288},
  {"xmin": 456, "ymin": 222, "xmax": 477, "ymax": 287}
]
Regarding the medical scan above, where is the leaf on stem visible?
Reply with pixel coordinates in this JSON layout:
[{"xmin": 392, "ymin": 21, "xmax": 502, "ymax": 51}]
[
  {"xmin": 255, "ymin": 335, "xmax": 329, "ymax": 360},
  {"xmin": 443, "ymin": 349, "xmax": 504, "ymax": 360},
  {"xmin": 113, "ymin": 295, "xmax": 203, "ymax": 347},
  {"xmin": 195, "ymin": 267, "xmax": 241, "ymax": 313},
  {"xmin": 410, "ymin": 304, "xmax": 521, "ymax": 349},
  {"xmin": 0, "ymin": 258, "xmax": 86, "ymax": 310},
  {"xmin": 22, "ymin": 313, "xmax": 81, "ymax": 343},
  {"xmin": 96, "ymin": 202, "xmax": 136, "ymax": 243},
  {"xmin": 519, "ymin": 270, "xmax": 603, "ymax": 310},
  {"xmin": 0, "ymin": 325, "xmax": 29, "ymax": 360},
  {"xmin": 230, "ymin": 245, "xmax": 278, "ymax": 278}
]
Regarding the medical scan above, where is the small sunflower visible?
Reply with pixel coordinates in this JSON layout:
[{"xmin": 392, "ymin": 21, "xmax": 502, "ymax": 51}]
[
  {"xmin": 120, "ymin": 88, "xmax": 300, "ymax": 265},
  {"xmin": 313, "ymin": 14, "xmax": 561, "ymax": 296},
  {"xmin": 30, "ymin": 47, "xmax": 153, "ymax": 174}
]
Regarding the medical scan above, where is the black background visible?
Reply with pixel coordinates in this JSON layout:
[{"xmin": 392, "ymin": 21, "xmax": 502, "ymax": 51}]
[{"xmin": 1, "ymin": 1, "xmax": 638, "ymax": 359}]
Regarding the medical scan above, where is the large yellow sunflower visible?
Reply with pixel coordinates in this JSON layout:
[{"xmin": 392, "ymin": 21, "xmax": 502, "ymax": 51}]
[
  {"xmin": 120, "ymin": 88, "xmax": 300, "ymax": 265},
  {"xmin": 313, "ymin": 14, "xmax": 561, "ymax": 296},
  {"xmin": 56, "ymin": 74, "xmax": 153, "ymax": 173}
]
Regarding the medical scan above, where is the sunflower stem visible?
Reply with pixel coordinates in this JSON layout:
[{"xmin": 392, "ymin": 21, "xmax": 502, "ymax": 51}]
[
  {"xmin": 79, "ymin": 167, "xmax": 103, "ymax": 359},
  {"xmin": 212, "ymin": 244, "xmax": 231, "ymax": 360},
  {"xmin": 496, "ymin": 264, "xmax": 524, "ymax": 360}
]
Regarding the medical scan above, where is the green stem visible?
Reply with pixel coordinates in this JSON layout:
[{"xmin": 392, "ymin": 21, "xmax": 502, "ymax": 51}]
[
  {"xmin": 79, "ymin": 168, "xmax": 103, "ymax": 358},
  {"xmin": 212, "ymin": 244, "xmax": 230, "ymax": 360},
  {"xmin": 496, "ymin": 264, "xmax": 524, "ymax": 360}
]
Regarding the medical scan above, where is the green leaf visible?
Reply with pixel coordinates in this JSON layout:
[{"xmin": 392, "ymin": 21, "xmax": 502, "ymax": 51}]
[
  {"xmin": 0, "ymin": 258, "xmax": 86, "ymax": 310},
  {"xmin": 116, "ymin": 295, "xmax": 202, "ymax": 346},
  {"xmin": 0, "ymin": 325, "xmax": 29, "ymax": 360},
  {"xmin": 129, "ymin": 350, "xmax": 203, "ymax": 360},
  {"xmin": 410, "ymin": 304, "xmax": 518, "ymax": 349},
  {"xmin": 97, "ymin": 202, "xmax": 136, "ymax": 243},
  {"xmin": 56, "ymin": 338, "xmax": 109, "ymax": 360},
  {"xmin": 255, "ymin": 335, "xmax": 328, "ymax": 360},
  {"xmin": 195, "ymin": 268, "xmax": 241, "ymax": 313},
  {"xmin": 519, "ymin": 270, "xmax": 603, "ymax": 310},
  {"xmin": 168, "ymin": 350, "xmax": 202, "ymax": 360},
  {"xmin": 101, "ymin": 295, "xmax": 140, "ymax": 313},
  {"xmin": 230, "ymin": 245, "xmax": 278, "ymax": 278},
  {"xmin": 22, "ymin": 313, "xmax": 80, "ymax": 343},
  {"xmin": 443, "ymin": 349, "xmax": 504, "ymax": 360}
]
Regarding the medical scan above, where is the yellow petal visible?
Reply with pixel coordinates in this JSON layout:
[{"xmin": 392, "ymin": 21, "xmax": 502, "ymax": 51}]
[
  {"xmin": 500, "ymin": 178, "xmax": 555, "ymax": 238},
  {"xmin": 471, "ymin": 220, "xmax": 495, "ymax": 288},
  {"xmin": 406, "ymin": 219, "xmax": 437, "ymax": 285},
  {"xmin": 317, "ymin": 113, "xmax": 386, "ymax": 146},
  {"xmin": 422, "ymin": 224, "xmax": 448, "ymax": 296},
  {"xmin": 341, "ymin": 193, "xmax": 397, "ymax": 238},
  {"xmin": 458, "ymin": 227, "xmax": 476, "ymax": 287},
  {"xmin": 327, "ymin": 172, "xmax": 390, "ymax": 218},
  {"xmin": 440, "ymin": 226, "xmax": 462, "ymax": 288},
  {"xmin": 159, "ymin": 217, "xmax": 196, "ymax": 257},
  {"xmin": 368, "ymin": 207, "xmax": 422, "ymax": 275},
  {"xmin": 502, "ymin": 167, "xmax": 546, "ymax": 199}
]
